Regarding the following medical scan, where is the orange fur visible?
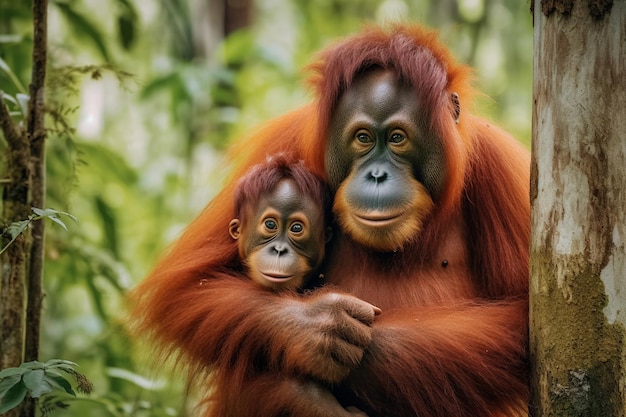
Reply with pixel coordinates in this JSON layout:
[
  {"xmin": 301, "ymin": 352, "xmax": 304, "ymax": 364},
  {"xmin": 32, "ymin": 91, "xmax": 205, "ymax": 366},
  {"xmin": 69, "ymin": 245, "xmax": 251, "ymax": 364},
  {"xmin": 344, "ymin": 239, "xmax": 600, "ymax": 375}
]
[
  {"xmin": 333, "ymin": 173, "xmax": 434, "ymax": 252},
  {"xmin": 129, "ymin": 24, "xmax": 530, "ymax": 417}
]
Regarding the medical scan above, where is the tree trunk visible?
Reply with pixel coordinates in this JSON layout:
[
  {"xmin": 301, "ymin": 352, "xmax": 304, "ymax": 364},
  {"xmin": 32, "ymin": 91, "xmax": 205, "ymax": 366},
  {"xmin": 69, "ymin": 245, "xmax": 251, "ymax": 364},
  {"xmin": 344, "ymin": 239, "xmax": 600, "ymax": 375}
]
[
  {"xmin": 530, "ymin": 0, "xmax": 626, "ymax": 416},
  {"xmin": 1, "ymin": 76, "xmax": 30, "ymax": 378},
  {"xmin": 0, "ymin": 1, "xmax": 48, "ymax": 416},
  {"xmin": 0, "ymin": 98, "xmax": 29, "ymax": 417},
  {"xmin": 24, "ymin": 0, "xmax": 48, "ymax": 366}
]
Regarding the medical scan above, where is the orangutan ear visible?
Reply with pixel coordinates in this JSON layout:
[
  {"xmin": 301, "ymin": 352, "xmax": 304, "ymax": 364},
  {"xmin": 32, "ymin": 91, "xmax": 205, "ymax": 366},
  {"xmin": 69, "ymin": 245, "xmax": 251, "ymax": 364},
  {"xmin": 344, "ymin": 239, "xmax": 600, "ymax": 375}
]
[
  {"xmin": 451, "ymin": 92, "xmax": 460, "ymax": 124},
  {"xmin": 325, "ymin": 226, "xmax": 333, "ymax": 243},
  {"xmin": 228, "ymin": 219, "xmax": 241, "ymax": 240}
]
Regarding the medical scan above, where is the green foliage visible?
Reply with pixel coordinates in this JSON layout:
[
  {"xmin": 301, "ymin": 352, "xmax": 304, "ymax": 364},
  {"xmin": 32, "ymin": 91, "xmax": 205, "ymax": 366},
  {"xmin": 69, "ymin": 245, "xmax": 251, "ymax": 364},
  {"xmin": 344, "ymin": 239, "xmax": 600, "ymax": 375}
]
[
  {"xmin": 0, "ymin": 359, "xmax": 92, "ymax": 414},
  {"xmin": 0, "ymin": 1, "xmax": 533, "ymax": 416},
  {"xmin": 115, "ymin": 0, "xmax": 138, "ymax": 50},
  {"xmin": 0, "ymin": 57, "xmax": 27, "ymax": 94},
  {"xmin": 0, "ymin": 360, "xmax": 177, "ymax": 416},
  {"xmin": 53, "ymin": 2, "xmax": 111, "ymax": 61},
  {"xmin": 0, "ymin": 207, "xmax": 78, "ymax": 256}
]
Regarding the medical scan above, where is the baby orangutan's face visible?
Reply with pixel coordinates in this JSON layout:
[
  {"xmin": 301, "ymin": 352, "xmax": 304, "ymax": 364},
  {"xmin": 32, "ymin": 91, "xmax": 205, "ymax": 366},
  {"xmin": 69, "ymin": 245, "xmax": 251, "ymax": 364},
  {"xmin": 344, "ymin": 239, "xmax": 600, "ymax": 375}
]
[{"xmin": 229, "ymin": 179, "xmax": 327, "ymax": 291}]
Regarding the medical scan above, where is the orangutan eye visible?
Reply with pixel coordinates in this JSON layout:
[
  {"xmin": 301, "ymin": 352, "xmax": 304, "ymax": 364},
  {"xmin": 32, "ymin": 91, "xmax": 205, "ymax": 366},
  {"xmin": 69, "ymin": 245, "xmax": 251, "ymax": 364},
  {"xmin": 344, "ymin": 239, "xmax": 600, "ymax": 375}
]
[
  {"xmin": 290, "ymin": 222, "xmax": 304, "ymax": 234},
  {"xmin": 389, "ymin": 132, "xmax": 406, "ymax": 144},
  {"xmin": 356, "ymin": 131, "xmax": 373, "ymax": 144},
  {"xmin": 264, "ymin": 219, "xmax": 278, "ymax": 230}
]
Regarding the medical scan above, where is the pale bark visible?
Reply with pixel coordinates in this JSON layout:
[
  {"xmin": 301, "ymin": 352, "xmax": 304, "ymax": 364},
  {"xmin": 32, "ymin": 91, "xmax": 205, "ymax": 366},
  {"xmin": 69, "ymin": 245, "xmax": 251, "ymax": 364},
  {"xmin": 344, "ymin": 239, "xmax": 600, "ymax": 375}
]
[{"xmin": 530, "ymin": 0, "xmax": 626, "ymax": 415}]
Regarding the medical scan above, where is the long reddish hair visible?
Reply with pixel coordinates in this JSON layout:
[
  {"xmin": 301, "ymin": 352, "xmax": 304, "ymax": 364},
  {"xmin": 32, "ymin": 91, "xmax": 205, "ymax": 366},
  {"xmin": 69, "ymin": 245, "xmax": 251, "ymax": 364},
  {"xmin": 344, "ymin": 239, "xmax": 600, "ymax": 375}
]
[
  {"xmin": 129, "ymin": 26, "xmax": 530, "ymax": 409},
  {"xmin": 233, "ymin": 153, "xmax": 331, "ymax": 225},
  {"xmin": 303, "ymin": 24, "xmax": 477, "ymax": 215}
]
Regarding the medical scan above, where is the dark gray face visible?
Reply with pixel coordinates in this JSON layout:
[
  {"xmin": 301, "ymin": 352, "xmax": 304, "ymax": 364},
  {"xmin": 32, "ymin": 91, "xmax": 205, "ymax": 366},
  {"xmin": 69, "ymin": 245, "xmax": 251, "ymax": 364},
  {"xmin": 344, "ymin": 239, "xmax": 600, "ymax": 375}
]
[
  {"xmin": 229, "ymin": 179, "xmax": 327, "ymax": 290},
  {"xmin": 326, "ymin": 68, "xmax": 446, "ymax": 207},
  {"xmin": 324, "ymin": 68, "xmax": 444, "ymax": 251}
]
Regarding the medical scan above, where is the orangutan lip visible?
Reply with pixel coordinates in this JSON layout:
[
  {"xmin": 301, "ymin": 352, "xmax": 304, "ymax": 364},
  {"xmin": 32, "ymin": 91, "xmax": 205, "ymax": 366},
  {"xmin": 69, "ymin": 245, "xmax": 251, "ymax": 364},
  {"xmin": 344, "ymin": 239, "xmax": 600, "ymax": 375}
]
[
  {"xmin": 260, "ymin": 273, "xmax": 293, "ymax": 282},
  {"xmin": 354, "ymin": 211, "xmax": 402, "ymax": 227}
]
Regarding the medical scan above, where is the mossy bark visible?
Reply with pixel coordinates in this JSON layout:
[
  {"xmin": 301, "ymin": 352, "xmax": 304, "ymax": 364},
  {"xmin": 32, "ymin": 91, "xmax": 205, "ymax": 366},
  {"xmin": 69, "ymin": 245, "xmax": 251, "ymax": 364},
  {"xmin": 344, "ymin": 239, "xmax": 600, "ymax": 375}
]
[
  {"xmin": 530, "ymin": 0, "xmax": 626, "ymax": 416},
  {"xmin": 0, "ymin": 1, "xmax": 48, "ymax": 416}
]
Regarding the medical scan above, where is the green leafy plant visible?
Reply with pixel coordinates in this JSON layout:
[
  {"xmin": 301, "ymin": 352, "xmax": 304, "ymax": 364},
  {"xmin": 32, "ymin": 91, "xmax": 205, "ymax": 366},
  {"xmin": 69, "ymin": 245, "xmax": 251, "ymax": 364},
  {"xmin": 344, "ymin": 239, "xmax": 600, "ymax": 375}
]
[
  {"xmin": 0, "ymin": 207, "xmax": 78, "ymax": 255},
  {"xmin": 0, "ymin": 359, "xmax": 93, "ymax": 414}
]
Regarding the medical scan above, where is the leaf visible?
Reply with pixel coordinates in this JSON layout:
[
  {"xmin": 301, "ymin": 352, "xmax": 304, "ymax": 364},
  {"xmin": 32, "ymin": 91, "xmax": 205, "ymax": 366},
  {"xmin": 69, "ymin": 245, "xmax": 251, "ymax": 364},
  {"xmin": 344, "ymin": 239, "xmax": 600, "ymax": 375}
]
[
  {"xmin": 0, "ymin": 57, "xmax": 12, "ymax": 74},
  {"xmin": 0, "ymin": 367, "xmax": 28, "ymax": 379},
  {"xmin": 0, "ymin": 380, "xmax": 27, "ymax": 414},
  {"xmin": 32, "ymin": 207, "xmax": 56, "ymax": 217},
  {"xmin": 44, "ymin": 373, "xmax": 76, "ymax": 397},
  {"xmin": 31, "ymin": 208, "xmax": 79, "ymax": 228},
  {"xmin": 58, "ymin": 211, "xmax": 79, "ymax": 224},
  {"xmin": 22, "ymin": 370, "xmax": 45, "ymax": 390},
  {"xmin": 44, "ymin": 359, "xmax": 78, "ymax": 368},
  {"xmin": 48, "ymin": 363, "xmax": 79, "ymax": 375},
  {"xmin": 0, "ymin": 375, "xmax": 21, "ymax": 397},
  {"xmin": 106, "ymin": 367, "xmax": 165, "ymax": 391},
  {"xmin": 48, "ymin": 216, "xmax": 69, "ymax": 231},
  {"xmin": 95, "ymin": 196, "xmax": 118, "ymax": 256},
  {"xmin": 117, "ymin": 13, "xmax": 137, "ymax": 50},
  {"xmin": 23, "ymin": 369, "xmax": 54, "ymax": 398},
  {"xmin": 20, "ymin": 361, "xmax": 45, "ymax": 370},
  {"xmin": 54, "ymin": 3, "xmax": 111, "ymax": 62},
  {"xmin": 65, "ymin": 213, "xmax": 79, "ymax": 223},
  {"xmin": 16, "ymin": 93, "xmax": 29, "ymax": 117},
  {"xmin": 78, "ymin": 143, "xmax": 138, "ymax": 184},
  {"xmin": 0, "ymin": 57, "xmax": 27, "ymax": 93},
  {"xmin": 140, "ymin": 72, "xmax": 182, "ymax": 100},
  {"xmin": 1, "ymin": 93, "xmax": 18, "ymax": 105},
  {"xmin": 6, "ymin": 220, "xmax": 29, "ymax": 239}
]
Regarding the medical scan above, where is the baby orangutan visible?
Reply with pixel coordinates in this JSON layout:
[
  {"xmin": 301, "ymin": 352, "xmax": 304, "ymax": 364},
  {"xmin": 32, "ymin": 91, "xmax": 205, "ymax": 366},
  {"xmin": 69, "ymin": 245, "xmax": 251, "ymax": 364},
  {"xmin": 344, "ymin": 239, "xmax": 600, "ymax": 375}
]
[{"xmin": 228, "ymin": 155, "xmax": 332, "ymax": 291}]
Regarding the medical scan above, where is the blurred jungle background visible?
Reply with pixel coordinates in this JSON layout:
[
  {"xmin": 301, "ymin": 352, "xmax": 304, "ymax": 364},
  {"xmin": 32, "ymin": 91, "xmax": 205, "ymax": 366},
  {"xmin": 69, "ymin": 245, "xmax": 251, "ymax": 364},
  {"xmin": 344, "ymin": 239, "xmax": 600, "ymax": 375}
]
[{"xmin": 1, "ymin": 0, "xmax": 532, "ymax": 415}]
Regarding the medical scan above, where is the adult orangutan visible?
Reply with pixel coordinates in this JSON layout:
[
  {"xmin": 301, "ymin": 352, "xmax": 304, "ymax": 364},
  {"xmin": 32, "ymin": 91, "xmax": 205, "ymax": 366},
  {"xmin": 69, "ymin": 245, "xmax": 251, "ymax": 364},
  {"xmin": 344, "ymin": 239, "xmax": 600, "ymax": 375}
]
[{"xmin": 130, "ymin": 24, "xmax": 530, "ymax": 417}]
